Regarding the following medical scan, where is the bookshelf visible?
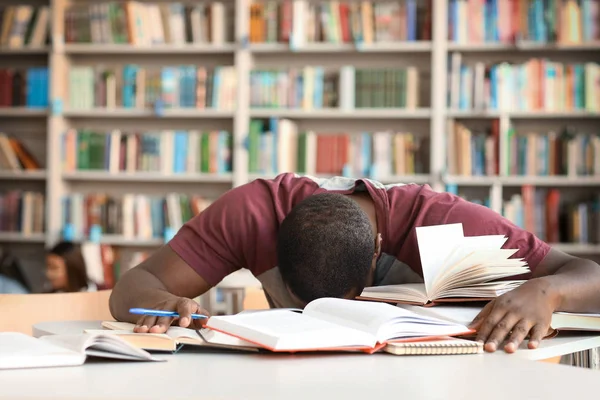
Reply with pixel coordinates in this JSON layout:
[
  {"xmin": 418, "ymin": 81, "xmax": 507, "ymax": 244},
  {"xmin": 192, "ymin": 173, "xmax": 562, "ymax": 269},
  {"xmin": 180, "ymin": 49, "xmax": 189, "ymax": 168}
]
[{"xmin": 0, "ymin": 0, "xmax": 599, "ymax": 294}]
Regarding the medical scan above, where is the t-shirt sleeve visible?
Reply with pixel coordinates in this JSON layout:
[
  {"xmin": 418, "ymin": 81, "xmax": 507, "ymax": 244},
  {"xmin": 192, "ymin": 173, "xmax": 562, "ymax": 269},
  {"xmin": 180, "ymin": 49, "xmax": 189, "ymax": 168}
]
[
  {"xmin": 167, "ymin": 180, "xmax": 278, "ymax": 286},
  {"xmin": 390, "ymin": 186, "xmax": 552, "ymax": 278}
]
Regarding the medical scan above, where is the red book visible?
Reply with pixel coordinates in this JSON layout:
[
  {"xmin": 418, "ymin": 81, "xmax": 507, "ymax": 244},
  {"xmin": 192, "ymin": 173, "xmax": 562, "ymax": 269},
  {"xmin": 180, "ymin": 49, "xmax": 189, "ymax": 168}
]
[
  {"xmin": 546, "ymin": 190, "xmax": 561, "ymax": 243},
  {"xmin": 491, "ymin": 119, "xmax": 500, "ymax": 175},
  {"xmin": 279, "ymin": 0, "xmax": 292, "ymax": 43},
  {"xmin": 339, "ymin": 3, "xmax": 351, "ymax": 43}
]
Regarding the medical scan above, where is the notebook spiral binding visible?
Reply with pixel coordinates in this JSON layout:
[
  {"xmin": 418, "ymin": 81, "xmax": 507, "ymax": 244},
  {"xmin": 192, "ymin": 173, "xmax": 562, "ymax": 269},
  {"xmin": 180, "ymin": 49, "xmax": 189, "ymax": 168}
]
[{"xmin": 384, "ymin": 340, "xmax": 483, "ymax": 356}]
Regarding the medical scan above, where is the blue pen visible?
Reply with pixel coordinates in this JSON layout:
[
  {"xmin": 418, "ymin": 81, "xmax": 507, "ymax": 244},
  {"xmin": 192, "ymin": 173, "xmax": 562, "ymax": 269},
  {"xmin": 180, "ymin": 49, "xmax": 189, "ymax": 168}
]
[{"xmin": 129, "ymin": 308, "xmax": 208, "ymax": 320}]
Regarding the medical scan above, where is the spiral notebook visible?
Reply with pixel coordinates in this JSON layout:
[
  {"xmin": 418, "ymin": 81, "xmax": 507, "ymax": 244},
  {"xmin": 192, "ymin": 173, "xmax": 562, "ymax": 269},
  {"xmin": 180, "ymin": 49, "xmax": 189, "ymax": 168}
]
[{"xmin": 384, "ymin": 337, "xmax": 483, "ymax": 356}]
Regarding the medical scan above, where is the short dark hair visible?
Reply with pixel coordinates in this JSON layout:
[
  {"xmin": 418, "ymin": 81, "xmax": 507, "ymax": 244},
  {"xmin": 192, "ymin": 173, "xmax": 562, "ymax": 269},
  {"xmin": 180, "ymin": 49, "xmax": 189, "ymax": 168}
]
[{"xmin": 277, "ymin": 192, "xmax": 375, "ymax": 303}]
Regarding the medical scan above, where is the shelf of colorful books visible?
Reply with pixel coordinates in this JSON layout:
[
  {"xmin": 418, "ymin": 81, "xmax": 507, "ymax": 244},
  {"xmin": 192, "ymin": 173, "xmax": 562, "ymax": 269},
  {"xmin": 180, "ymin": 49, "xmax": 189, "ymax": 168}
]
[
  {"xmin": 0, "ymin": 232, "xmax": 46, "ymax": 244},
  {"xmin": 248, "ymin": 42, "xmax": 433, "ymax": 54},
  {"xmin": 550, "ymin": 243, "xmax": 600, "ymax": 255},
  {"xmin": 61, "ymin": 171, "xmax": 233, "ymax": 184},
  {"xmin": 0, "ymin": 108, "xmax": 48, "ymax": 117},
  {"xmin": 62, "ymin": 43, "xmax": 237, "ymax": 55},
  {"xmin": 0, "ymin": 170, "xmax": 47, "ymax": 180},
  {"xmin": 61, "ymin": 108, "xmax": 235, "ymax": 119},
  {"xmin": 249, "ymin": 108, "xmax": 432, "ymax": 119}
]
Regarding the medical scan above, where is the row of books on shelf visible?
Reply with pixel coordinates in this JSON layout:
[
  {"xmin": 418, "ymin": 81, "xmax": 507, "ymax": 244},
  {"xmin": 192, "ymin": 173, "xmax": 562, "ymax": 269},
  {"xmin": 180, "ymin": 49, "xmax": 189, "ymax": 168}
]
[
  {"xmin": 5, "ymin": 1, "xmax": 600, "ymax": 50},
  {"xmin": 249, "ymin": 0, "xmax": 431, "ymax": 45},
  {"xmin": 65, "ymin": 1, "xmax": 231, "ymax": 46},
  {"xmin": 61, "ymin": 193, "xmax": 212, "ymax": 241},
  {"xmin": 0, "ymin": 68, "xmax": 49, "ymax": 108},
  {"xmin": 447, "ymin": 122, "xmax": 600, "ymax": 177},
  {"xmin": 248, "ymin": 119, "xmax": 429, "ymax": 176},
  {"xmin": 503, "ymin": 187, "xmax": 600, "ymax": 245},
  {"xmin": 62, "ymin": 129, "xmax": 233, "ymax": 174},
  {"xmin": 250, "ymin": 66, "xmax": 420, "ymax": 109},
  {"xmin": 0, "ymin": 133, "xmax": 41, "ymax": 171},
  {"xmin": 449, "ymin": 55, "xmax": 600, "ymax": 112},
  {"xmin": 448, "ymin": 0, "xmax": 600, "ymax": 44},
  {"xmin": 69, "ymin": 65, "xmax": 236, "ymax": 110},
  {"xmin": 0, "ymin": 6, "xmax": 49, "ymax": 48},
  {"xmin": 447, "ymin": 186, "xmax": 600, "ymax": 245},
  {"xmin": 0, "ymin": 191, "xmax": 45, "ymax": 235}
]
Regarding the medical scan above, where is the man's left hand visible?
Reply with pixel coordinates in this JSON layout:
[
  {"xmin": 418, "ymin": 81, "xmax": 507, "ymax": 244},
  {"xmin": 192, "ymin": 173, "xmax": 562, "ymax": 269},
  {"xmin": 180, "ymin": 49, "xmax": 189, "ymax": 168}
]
[{"xmin": 469, "ymin": 278, "xmax": 559, "ymax": 353}]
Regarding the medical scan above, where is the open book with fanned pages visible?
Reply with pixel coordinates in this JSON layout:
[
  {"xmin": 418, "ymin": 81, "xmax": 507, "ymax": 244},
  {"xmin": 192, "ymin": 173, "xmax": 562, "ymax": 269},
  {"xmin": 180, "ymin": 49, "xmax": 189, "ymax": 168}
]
[
  {"xmin": 204, "ymin": 297, "xmax": 473, "ymax": 353},
  {"xmin": 358, "ymin": 223, "xmax": 530, "ymax": 306}
]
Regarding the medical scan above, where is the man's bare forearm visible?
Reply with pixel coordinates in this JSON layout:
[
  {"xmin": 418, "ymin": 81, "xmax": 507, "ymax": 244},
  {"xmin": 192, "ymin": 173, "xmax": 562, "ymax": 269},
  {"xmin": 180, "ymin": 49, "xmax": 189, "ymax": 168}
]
[
  {"xmin": 109, "ymin": 268, "xmax": 177, "ymax": 323},
  {"xmin": 540, "ymin": 258, "xmax": 600, "ymax": 313}
]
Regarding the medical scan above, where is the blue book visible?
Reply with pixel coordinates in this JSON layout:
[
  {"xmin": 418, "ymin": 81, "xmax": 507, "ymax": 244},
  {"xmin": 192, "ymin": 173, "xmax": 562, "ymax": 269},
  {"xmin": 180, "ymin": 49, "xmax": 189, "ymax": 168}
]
[
  {"xmin": 361, "ymin": 133, "xmax": 372, "ymax": 176},
  {"xmin": 490, "ymin": 66, "xmax": 497, "ymax": 110},
  {"xmin": 269, "ymin": 118, "xmax": 278, "ymax": 173},
  {"xmin": 313, "ymin": 67, "xmax": 324, "ymax": 109},
  {"xmin": 406, "ymin": 0, "xmax": 416, "ymax": 41},
  {"xmin": 161, "ymin": 67, "xmax": 177, "ymax": 108},
  {"xmin": 450, "ymin": 0, "xmax": 458, "ymax": 41},
  {"xmin": 534, "ymin": 0, "xmax": 545, "ymax": 42},
  {"xmin": 173, "ymin": 131, "xmax": 188, "ymax": 173},
  {"xmin": 217, "ymin": 131, "xmax": 229, "ymax": 173},
  {"xmin": 122, "ymin": 65, "xmax": 137, "ymax": 108},
  {"xmin": 212, "ymin": 67, "xmax": 221, "ymax": 108},
  {"xmin": 446, "ymin": 183, "xmax": 458, "ymax": 195}
]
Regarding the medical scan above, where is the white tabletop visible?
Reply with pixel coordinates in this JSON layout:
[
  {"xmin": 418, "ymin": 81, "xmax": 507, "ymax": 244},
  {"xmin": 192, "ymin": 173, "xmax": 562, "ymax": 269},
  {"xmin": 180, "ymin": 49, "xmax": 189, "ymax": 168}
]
[
  {"xmin": 3, "ymin": 335, "xmax": 600, "ymax": 400},
  {"xmin": 32, "ymin": 320, "xmax": 600, "ymax": 361}
]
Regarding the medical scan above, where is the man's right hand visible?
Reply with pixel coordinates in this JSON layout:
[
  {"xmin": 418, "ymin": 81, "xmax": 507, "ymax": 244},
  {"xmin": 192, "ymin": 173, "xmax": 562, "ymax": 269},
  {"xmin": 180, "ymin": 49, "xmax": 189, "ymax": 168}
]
[{"xmin": 133, "ymin": 295, "xmax": 211, "ymax": 334}]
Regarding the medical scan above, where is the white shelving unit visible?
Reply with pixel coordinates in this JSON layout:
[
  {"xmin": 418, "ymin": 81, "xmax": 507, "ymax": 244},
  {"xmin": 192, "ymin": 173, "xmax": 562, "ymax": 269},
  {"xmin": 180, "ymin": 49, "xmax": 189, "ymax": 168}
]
[{"xmin": 2, "ymin": 0, "xmax": 599, "ymax": 261}]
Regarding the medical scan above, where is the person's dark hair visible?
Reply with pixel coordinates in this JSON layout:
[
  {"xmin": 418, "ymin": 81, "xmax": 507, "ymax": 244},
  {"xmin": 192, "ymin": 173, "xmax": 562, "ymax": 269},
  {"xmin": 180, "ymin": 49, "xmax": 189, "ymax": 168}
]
[
  {"xmin": 277, "ymin": 193, "xmax": 375, "ymax": 303},
  {"xmin": 49, "ymin": 241, "xmax": 89, "ymax": 292}
]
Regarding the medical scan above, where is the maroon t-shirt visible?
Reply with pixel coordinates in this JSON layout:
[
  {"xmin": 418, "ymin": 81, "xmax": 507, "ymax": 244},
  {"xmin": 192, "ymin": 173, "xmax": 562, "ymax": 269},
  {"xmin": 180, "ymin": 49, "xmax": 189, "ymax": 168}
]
[{"xmin": 169, "ymin": 173, "xmax": 551, "ymax": 308}]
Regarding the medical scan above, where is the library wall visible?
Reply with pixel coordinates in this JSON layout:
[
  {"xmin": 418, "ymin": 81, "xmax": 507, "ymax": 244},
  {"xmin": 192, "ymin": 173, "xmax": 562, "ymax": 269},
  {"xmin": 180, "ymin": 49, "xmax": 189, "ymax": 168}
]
[{"xmin": 0, "ymin": 0, "xmax": 599, "ymax": 300}]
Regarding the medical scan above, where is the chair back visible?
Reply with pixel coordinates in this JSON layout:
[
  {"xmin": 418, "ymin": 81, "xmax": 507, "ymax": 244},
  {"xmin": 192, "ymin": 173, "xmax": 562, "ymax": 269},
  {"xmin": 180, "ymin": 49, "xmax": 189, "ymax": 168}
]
[{"xmin": 0, "ymin": 290, "xmax": 112, "ymax": 335}]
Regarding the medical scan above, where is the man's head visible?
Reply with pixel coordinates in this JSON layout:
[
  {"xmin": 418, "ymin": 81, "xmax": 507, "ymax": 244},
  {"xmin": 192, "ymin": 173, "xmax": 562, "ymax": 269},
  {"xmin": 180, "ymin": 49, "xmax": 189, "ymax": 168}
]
[{"xmin": 277, "ymin": 192, "xmax": 378, "ymax": 305}]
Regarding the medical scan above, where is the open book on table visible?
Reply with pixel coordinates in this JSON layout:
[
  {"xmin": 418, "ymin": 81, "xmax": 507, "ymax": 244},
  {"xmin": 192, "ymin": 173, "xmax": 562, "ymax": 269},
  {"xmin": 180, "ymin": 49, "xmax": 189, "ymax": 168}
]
[
  {"xmin": 0, "ymin": 332, "xmax": 160, "ymax": 370},
  {"xmin": 95, "ymin": 321, "xmax": 261, "ymax": 352},
  {"xmin": 205, "ymin": 297, "xmax": 473, "ymax": 353},
  {"xmin": 358, "ymin": 223, "xmax": 530, "ymax": 306}
]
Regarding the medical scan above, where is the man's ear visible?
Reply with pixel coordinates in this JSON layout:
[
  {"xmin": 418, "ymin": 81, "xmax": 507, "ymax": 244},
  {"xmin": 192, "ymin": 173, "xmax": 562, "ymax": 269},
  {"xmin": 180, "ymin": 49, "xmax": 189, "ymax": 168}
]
[{"xmin": 375, "ymin": 233, "xmax": 382, "ymax": 257}]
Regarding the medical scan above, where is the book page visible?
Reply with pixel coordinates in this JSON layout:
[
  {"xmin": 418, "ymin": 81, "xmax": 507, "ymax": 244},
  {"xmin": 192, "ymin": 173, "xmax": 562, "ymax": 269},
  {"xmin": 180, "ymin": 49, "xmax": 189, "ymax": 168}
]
[
  {"xmin": 398, "ymin": 304, "xmax": 482, "ymax": 327},
  {"xmin": 415, "ymin": 223, "xmax": 464, "ymax": 294},
  {"xmin": 41, "ymin": 333, "xmax": 159, "ymax": 361},
  {"xmin": 359, "ymin": 283, "xmax": 428, "ymax": 304},
  {"xmin": 0, "ymin": 333, "xmax": 85, "ymax": 370},
  {"xmin": 304, "ymin": 297, "xmax": 469, "ymax": 342},
  {"xmin": 304, "ymin": 297, "xmax": 417, "ymax": 336},
  {"xmin": 207, "ymin": 309, "xmax": 377, "ymax": 351}
]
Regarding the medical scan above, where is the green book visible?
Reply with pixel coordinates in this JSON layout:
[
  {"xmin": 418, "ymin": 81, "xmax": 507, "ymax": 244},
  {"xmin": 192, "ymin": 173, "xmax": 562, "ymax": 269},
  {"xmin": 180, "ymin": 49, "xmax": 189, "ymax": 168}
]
[
  {"xmin": 201, "ymin": 132, "xmax": 210, "ymax": 173},
  {"xmin": 77, "ymin": 130, "xmax": 91, "ymax": 170},
  {"xmin": 248, "ymin": 120, "xmax": 263, "ymax": 173},
  {"xmin": 398, "ymin": 69, "xmax": 407, "ymax": 108},
  {"xmin": 297, "ymin": 132, "xmax": 306, "ymax": 173}
]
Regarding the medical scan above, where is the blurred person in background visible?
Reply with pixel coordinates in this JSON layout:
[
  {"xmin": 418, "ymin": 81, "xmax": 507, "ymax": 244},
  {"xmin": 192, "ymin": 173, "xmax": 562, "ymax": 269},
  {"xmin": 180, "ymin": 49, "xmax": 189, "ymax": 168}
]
[{"xmin": 46, "ymin": 241, "xmax": 97, "ymax": 293}]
